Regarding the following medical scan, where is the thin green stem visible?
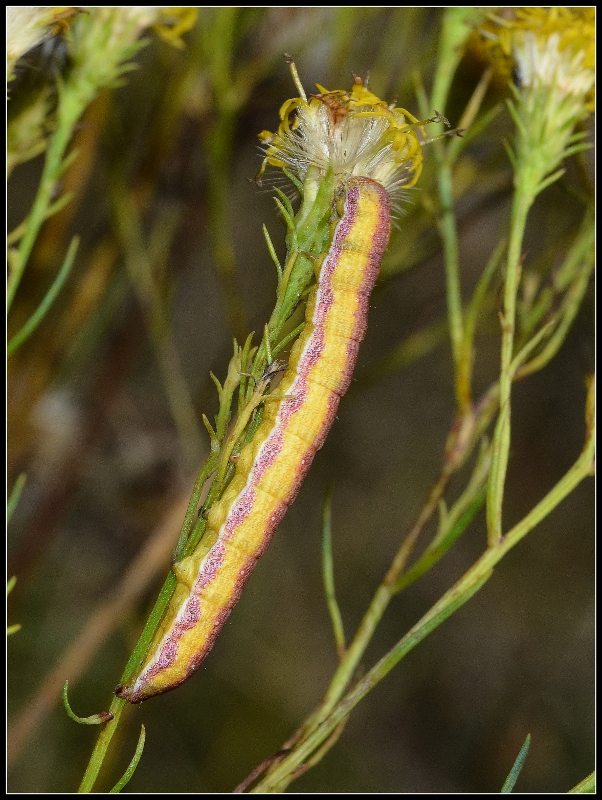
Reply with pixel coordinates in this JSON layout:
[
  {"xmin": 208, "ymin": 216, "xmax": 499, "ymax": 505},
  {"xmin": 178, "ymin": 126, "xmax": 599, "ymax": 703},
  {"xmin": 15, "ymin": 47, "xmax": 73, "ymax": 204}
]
[
  {"xmin": 392, "ymin": 482, "xmax": 487, "ymax": 595},
  {"xmin": 8, "ymin": 99, "xmax": 80, "ymax": 311},
  {"xmin": 78, "ymin": 696, "xmax": 127, "ymax": 793},
  {"xmin": 265, "ymin": 464, "xmax": 457, "ymax": 774},
  {"xmin": 8, "ymin": 8, "xmax": 149, "ymax": 312},
  {"xmin": 62, "ymin": 682, "xmax": 113, "ymax": 726},
  {"xmin": 321, "ymin": 486, "xmax": 346, "ymax": 661},
  {"xmin": 7, "ymin": 473, "xmax": 27, "ymax": 524},
  {"xmin": 436, "ymin": 156, "xmax": 465, "ymax": 399},
  {"xmin": 429, "ymin": 8, "xmax": 482, "ymax": 119},
  {"xmin": 253, "ymin": 563, "xmax": 492, "ymax": 792},
  {"xmin": 109, "ymin": 725, "xmax": 146, "ymax": 793},
  {"xmin": 501, "ymin": 734, "xmax": 531, "ymax": 792},
  {"xmin": 172, "ymin": 455, "xmax": 220, "ymax": 560},
  {"xmin": 486, "ymin": 180, "xmax": 532, "ymax": 544},
  {"xmin": 109, "ymin": 185, "xmax": 204, "ymax": 467},
  {"xmin": 77, "ymin": 129, "xmax": 334, "ymax": 793},
  {"xmin": 569, "ymin": 771, "xmax": 596, "ymax": 793},
  {"xmin": 203, "ymin": 8, "xmax": 249, "ymax": 341},
  {"xmin": 8, "ymin": 237, "xmax": 80, "ymax": 357},
  {"xmin": 7, "ymin": 192, "xmax": 74, "ymax": 247},
  {"xmin": 252, "ymin": 409, "xmax": 594, "ymax": 791},
  {"xmin": 429, "ymin": 12, "xmax": 493, "ymax": 415}
]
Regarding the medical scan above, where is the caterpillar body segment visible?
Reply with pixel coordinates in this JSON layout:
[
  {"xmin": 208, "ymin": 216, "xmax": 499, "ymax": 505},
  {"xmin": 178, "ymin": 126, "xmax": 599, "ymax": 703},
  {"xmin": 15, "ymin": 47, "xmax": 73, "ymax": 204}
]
[{"xmin": 116, "ymin": 177, "xmax": 390, "ymax": 702}]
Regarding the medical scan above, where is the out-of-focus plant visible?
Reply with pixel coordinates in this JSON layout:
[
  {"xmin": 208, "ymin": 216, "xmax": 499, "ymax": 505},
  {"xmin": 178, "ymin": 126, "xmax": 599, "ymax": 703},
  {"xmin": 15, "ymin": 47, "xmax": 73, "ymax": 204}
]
[{"xmin": 7, "ymin": 7, "xmax": 593, "ymax": 794}]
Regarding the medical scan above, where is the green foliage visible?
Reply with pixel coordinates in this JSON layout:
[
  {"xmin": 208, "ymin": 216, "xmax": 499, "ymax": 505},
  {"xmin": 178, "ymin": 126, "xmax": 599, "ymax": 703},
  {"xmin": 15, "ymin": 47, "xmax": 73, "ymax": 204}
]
[
  {"xmin": 7, "ymin": 8, "xmax": 593, "ymax": 794},
  {"xmin": 501, "ymin": 734, "xmax": 531, "ymax": 793}
]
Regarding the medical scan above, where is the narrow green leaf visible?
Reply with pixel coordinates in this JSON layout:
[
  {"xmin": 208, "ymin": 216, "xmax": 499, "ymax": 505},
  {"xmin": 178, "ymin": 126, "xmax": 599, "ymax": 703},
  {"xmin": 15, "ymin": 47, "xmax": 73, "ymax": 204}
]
[
  {"xmin": 7, "ymin": 473, "xmax": 27, "ymax": 524},
  {"xmin": 109, "ymin": 725, "xmax": 146, "ymax": 793},
  {"xmin": 210, "ymin": 371, "xmax": 223, "ymax": 397},
  {"xmin": 62, "ymin": 682, "xmax": 114, "ymax": 726},
  {"xmin": 321, "ymin": 486, "xmax": 345, "ymax": 660},
  {"xmin": 7, "ymin": 191, "xmax": 75, "ymax": 247},
  {"xmin": 273, "ymin": 186, "xmax": 296, "ymax": 224},
  {"xmin": 393, "ymin": 483, "xmax": 487, "ymax": 595},
  {"xmin": 118, "ymin": 572, "xmax": 178, "ymax": 687},
  {"xmin": 273, "ymin": 197, "xmax": 297, "ymax": 242},
  {"xmin": 569, "ymin": 771, "xmax": 595, "ymax": 793},
  {"xmin": 8, "ymin": 237, "xmax": 80, "ymax": 357},
  {"xmin": 7, "ymin": 576, "xmax": 21, "ymax": 635},
  {"xmin": 271, "ymin": 322, "xmax": 304, "ymax": 359},
  {"xmin": 282, "ymin": 166, "xmax": 303, "ymax": 195},
  {"xmin": 501, "ymin": 734, "xmax": 530, "ymax": 792},
  {"xmin": 262, "ymin": 224, "xmax": 283, "ymax": 284}
]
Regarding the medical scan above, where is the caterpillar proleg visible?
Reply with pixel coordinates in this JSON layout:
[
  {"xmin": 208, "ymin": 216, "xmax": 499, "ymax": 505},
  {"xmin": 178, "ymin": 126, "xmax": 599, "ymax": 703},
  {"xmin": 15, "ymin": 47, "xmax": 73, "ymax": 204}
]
[{"xmin": 117, "ymin": 76, "xmax": 424, "ymax": 703}]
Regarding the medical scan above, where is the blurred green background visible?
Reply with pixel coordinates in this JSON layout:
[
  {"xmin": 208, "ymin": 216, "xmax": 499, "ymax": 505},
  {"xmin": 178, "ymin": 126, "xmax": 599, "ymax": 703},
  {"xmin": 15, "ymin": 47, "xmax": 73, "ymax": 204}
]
[{"xmin": 7, "ymin": 8, "xmax": 593, "ymax": 793}]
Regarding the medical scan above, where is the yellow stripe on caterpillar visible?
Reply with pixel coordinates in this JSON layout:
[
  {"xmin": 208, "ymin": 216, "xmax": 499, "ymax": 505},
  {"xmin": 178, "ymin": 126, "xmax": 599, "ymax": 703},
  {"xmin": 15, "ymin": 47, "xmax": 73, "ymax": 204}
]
[{"xmin": 117, "ymin": 177, "xmax": 391, "ymax": 702}]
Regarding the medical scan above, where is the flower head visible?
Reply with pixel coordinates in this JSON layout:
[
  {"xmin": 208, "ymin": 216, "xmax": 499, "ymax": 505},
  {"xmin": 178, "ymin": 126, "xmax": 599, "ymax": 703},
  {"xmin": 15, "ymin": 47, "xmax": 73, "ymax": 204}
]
[
  {"xmin": 152, "ymin": 7, "xmax": 198, "ymax": 49},
  {"xmin": 258, "ymin": 75, "xmax": 425, "ymax": 199},
  {"xmin": 480, "ymin": 7, "xmax": 595, "ymax": 112},
  {"xmin": 7, "ymin": 6, "xmax": 79, "ymax": 79}
]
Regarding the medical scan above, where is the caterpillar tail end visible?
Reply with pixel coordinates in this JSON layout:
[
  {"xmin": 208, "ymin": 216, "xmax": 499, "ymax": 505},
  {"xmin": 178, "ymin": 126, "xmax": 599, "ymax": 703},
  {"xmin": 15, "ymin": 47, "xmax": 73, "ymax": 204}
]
[
  {"xmin": 115, "ymin": 682, "xmax": 140, "ymax": 704},
  {"xmin": 114, "ymin": 681, "xmax": 152, "ymax": 704}
]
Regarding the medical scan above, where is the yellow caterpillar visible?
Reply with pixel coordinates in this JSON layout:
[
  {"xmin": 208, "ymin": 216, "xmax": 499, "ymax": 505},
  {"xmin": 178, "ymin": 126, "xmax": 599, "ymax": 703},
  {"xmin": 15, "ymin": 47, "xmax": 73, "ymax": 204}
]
[
  {"xmin": 116, "ymin": 72, "xmax": 425, "ymax": 703},
  {"xmin": 117, "ymin": 178, "xmax": 390, "ymax": 702}
]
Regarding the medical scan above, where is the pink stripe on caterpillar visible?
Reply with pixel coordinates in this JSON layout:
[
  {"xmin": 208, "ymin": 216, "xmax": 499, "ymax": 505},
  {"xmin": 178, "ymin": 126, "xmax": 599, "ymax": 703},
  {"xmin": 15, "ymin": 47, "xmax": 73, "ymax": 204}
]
[{"xmin": 116, "ymin": 177, "xmax": 390, "ymax": 702}]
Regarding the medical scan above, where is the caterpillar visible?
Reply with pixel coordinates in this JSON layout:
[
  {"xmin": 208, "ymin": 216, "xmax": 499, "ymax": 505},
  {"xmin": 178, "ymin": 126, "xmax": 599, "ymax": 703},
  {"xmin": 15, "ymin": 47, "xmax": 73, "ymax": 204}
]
[{"xmin": 116, "ymin": 75, "xmax": 424, "ymax": 703}]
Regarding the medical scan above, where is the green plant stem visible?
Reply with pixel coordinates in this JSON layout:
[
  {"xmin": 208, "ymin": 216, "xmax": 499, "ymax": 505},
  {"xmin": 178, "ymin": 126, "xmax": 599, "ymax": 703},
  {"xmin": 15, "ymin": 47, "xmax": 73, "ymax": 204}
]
[
  {"xmin": 321, "ymin": 486, "xmax": 346, "ymax": 661},
  {"xmin": 78, "ymin": 569, "xmax": 178, "ymax": 792},
  {"xmin": 263, "ymin": 379, "xmax": 499, "ymax": 776},
  {"xmin": 8, "ymin": 237, "xmax": 80, "ymax": 357},
  {"xmin": 436, "ymin": 155, "xmax": 466, "ymax": 404},
  {"xmin": 427, "ymin": 11, "xmax": 468, "ymax": 390},
  {"xmin": 429, "ymin": 8, "xmax": 481, "ymax": 118},
  {"xmin": 8, "ymin": 8, "xmax": 149, "ymax": 312},
  {"xmin": 487, "ymin": 72, "xmax": 593, "ymax": 545},
  {"xmin": 259, "ymin": 463, "xmax": 458, "ymax": 781},
  {"xmin": 7, "ymin": 192, "xmax": 75, "ymax": 247},
  {"xmin": 7, "ymin": 474, "xmax": 27, "ymax": 524},
  {"xmin": 486, "ymin": 181, "xmax": 532, "ymax": 544},
  {"xmin": 501, "ymin": 734, "xmax": 531, "ymax": 792},
  {"xmin": 77, "ymin": 150, "xmax": 334, "ymax": 792},
  {"xmin": 109, "ymin": 187, "xmax": 204, "ymax": 467},
  {"xmin": 7, "ymin": 99, "xmax": 81, "ymax": 312},
  {"xmin": 204, "ymin": 8, "xmax": 249, "ymax": 342},
  {"xmin": 337, "ymin": 467, "xmax": 451, "ymax": 676},
  {"xmin": 421, "ymin": 9, "xmax": 493, "ymax": 418},
  {"xmin": 392, "ymin": 482, "xmax": 487, "ymax": 595},
  {"xmin": 252, "ymin": 406, "xmax": 594, "ymax": 791},
  {"xmin": 109, "ymin": 724, "xmax": 146, "ymax": 793},
  {"xmin": 173, "ymin": 455, "xmax": 220, "ymax": 559},
  {"xmin": 254, "ymin": 565, "xmax": 492, "ymax": 792},
  {"xmin": 78, "ymin": 696, "xmax": 127, "ymax": 793},
  {"xmin": 569, "ymin": 771, "xmax": 596, "ymax": 793}
]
